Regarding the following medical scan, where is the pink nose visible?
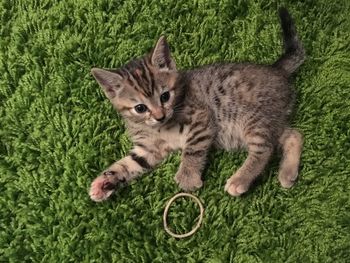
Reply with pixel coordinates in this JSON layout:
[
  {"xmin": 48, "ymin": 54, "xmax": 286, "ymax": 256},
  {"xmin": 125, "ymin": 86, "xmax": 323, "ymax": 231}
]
[{"xmin": 153, "ymin": 109, "xmax": 165, "ymax": 122}]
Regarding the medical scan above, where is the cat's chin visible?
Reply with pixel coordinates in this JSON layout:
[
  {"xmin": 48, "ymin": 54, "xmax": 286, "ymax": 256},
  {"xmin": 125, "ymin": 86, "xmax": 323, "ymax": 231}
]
[{"xmin": 146, "ymin": 121, "xmax": 167, "ymax": 128}]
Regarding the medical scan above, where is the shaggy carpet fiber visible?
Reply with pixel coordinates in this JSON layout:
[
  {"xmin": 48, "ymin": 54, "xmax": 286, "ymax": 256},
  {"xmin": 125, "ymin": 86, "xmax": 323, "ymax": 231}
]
[{"xmin": 1, "ymin": 0, "xmax": 350, "ymax": 262}]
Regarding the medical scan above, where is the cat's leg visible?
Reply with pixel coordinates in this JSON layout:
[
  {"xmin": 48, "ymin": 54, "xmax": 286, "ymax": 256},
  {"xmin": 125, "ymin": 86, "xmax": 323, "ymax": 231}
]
[
  {"xmin": 175, "ymin": 118, "xmax": 214, "ymax": 191},
  {"xmin": 225, "ymin": 132, "xmax": 273, "ymax": 196},
  {"xmin": 89, "ymin": 142, "xmax": 171, "ymax": 202},
  {"xmin": 278, "ymin": 128, "xmax": 303, "ymax": 188}
]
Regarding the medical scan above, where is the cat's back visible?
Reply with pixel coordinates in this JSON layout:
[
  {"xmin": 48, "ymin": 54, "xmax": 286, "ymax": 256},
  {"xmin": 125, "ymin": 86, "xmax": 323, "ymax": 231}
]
[{"xmin": 186, "ymin": 62, "xmax": 293, "ymax": 116}]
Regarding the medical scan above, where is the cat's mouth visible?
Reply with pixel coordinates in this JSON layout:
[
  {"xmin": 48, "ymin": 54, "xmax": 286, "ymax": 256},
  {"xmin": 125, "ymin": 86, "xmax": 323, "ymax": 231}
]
[{"xmin": 147, "ymin": 111, "xmax": 174, "ymax": 127}]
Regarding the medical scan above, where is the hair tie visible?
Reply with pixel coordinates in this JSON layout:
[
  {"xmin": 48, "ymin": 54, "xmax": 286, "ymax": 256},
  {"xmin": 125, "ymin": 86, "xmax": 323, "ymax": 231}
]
[{"xmin": 163, "ymin": 193, "xmax": 204, "ymax": 238}]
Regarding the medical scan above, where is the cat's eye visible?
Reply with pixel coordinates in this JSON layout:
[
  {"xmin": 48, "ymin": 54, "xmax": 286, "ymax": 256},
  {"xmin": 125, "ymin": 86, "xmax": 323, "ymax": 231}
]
[
  {"xmin": 160, "ymin": 91, "xmax": 170, "ymax": 103},
  {"xmin": 134, "ymin": 104, "xmax": 148, "ymax": 113}
]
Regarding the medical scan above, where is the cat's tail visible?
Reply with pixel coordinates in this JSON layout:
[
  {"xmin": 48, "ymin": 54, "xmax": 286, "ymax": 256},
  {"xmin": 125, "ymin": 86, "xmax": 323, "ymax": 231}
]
[{"xmin": 273, "ymin": 7, "xmax": 305, "ymax": 75}]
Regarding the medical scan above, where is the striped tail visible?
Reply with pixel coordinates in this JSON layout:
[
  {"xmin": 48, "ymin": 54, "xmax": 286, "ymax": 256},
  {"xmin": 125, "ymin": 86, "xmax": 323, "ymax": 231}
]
[{"xmin": 273, "ymin": 7, "xmax": 305, "ymax": 75}]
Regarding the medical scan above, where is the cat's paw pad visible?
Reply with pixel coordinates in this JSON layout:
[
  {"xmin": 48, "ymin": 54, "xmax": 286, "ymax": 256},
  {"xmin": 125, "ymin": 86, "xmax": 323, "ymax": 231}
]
[
  {"xmin": 175, "ymin": 172, "xmax": 203, "ymax": 191},
  {"xmin": 224, "ymin": 176, "xmax": 250, "ymax": 196},
  {"xmin": 89, "ymin": 172, "xmax": 118, "ymax": 202}
]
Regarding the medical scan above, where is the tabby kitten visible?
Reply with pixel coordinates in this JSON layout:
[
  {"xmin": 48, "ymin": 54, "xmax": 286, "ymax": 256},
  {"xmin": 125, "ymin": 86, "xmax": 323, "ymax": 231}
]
[{"xmin": 89, "ymin": 8, "xmax": 305, "ymax": 202}]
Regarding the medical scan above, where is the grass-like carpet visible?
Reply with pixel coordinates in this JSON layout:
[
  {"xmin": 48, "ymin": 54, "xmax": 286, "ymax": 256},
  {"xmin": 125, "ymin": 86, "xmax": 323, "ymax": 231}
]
[{"xmin": 1, "ymin": 0, "xmax": 350, "ymax": 262}]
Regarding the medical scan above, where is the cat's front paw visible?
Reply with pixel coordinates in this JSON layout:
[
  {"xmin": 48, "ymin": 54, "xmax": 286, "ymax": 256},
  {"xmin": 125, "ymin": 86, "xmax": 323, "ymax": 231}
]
[
  {"xmin": 89, "ymin": 171, "xmax": 120, "ymax": 202},
  {"xmin": 224, "ymin": 175, "xmax": 250, "ymax": 196},
  {"xmin": 175, "ymin": 169, "xmax": 203, "ymax": 191}
]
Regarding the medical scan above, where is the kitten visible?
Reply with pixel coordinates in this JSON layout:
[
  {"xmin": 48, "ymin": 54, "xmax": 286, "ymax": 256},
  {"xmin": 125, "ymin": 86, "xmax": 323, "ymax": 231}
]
[{"xmin": 89, "ymin": 8, "xmax": 305, "ymax": 202}]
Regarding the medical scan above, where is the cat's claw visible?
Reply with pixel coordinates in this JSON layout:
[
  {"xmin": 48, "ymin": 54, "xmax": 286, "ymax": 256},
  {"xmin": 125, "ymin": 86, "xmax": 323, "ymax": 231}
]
[{"xmin": 225, "ymin": 176, "xmax": 250, "ymax": 196}]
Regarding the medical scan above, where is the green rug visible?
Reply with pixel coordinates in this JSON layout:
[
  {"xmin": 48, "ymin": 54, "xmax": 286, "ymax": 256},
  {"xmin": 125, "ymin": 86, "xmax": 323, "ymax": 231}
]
[{"xmin": 1, "ymin": 0, "xmax": 350, "ymax": 262}]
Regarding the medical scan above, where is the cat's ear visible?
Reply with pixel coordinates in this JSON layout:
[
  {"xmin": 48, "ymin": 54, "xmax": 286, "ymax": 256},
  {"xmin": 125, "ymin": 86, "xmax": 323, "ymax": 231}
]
[
  {"xmin": 151, "ymin": 36, "xmax": 176, "ymax": 70},
  {"xmin": 91, "ymin": 68, "xmax": 123, "ymax": 99}
]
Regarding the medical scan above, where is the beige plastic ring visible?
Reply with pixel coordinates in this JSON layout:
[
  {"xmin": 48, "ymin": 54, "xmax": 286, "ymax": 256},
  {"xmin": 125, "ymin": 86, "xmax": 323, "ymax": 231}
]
[{"xmin": 163, "ymin": 193, "xmax": 204, "ymax": 238}]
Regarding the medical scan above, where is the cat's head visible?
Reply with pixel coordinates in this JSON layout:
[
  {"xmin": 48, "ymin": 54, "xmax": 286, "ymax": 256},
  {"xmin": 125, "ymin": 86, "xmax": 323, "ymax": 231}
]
[{"xmin": 91, "ymin": 36, "xmax": 180, "ymax": 127}]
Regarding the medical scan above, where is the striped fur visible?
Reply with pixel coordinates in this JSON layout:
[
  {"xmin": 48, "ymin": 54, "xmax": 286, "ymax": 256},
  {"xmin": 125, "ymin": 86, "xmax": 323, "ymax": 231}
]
[{"xmin": 89, "ymin": 8, "xmax": 304, "ymax": 201}]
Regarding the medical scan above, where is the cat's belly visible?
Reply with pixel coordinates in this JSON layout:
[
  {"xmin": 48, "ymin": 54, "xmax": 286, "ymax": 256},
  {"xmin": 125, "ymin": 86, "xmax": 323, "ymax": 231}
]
[{"xmin": 214, "ymin": 121, "xmax": 246, "ymax": 150}]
